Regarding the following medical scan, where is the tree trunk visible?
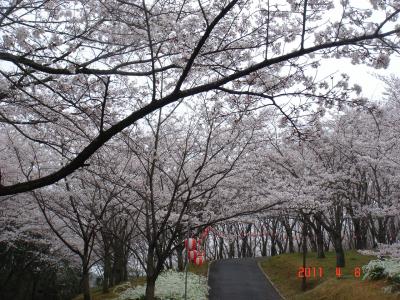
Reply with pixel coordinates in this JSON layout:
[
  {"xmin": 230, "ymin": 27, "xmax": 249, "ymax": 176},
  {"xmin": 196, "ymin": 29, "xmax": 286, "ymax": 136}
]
[
  {"xmin": 315, "ymin": 222, "xmax": 325, "ymax": 258},
  {"xmin": 324, "ymin": 235, "xmax": 331, "ymax": 251},
  {"xmin": 295, "ymin": 232, "xmax": 302, "ymax": 252},
  {"xmin": 261, "ymin": 235, "xmax": 267, "ymax": 257},
  {"xmin": 377, "ymin": 218, "xmax": 387, "ymax": 244},
  {"xmin": 270, "ymin": 221, "xmax": 278, "ymax": 256},
  {"xmin": 228, "ymin": 241, "xmax": 235, "ymax": 258},
  {"xmin": 316, "ymin": 233, "xmax": 325, "ymax": 258},
  {"xmin": 145, "ymin": 249, "xmax": 157, "ymax": 300},
  {"xmin": 282, "ymin": 217, "xmax": 295, "ymax": 253},
  {"xmin": 112, "ymin": 240, "xmax": 125, "ymax": 285},
  {"xmin": 123, "ymin": 253, "xmax": 128, "ymax": 282},
  {"xmin": 211, "ymin": 234, "xmax": 218, "ymax": 259},
  {"xmin": 389, "ymin": 217, "xmax": 397, "ymax": 244},
  {"xmin": 302, "ymin": 220, "xmax": 307, "ymax": 291},
  {"xmin": 241, "ymin": 224, "xmax": 252, "ymax": 257},
  {"xmin": 102, "ymin": 252, "xmax": 111, "ymax": 293},
  {"xmin": 333, "ymin": 234, "xmax": 345, "ymax": 267},
  {"xmin": 276, "ymin": 239, "xmax": 284, "ymax": 255},
  {"xmin": 145, "ymin": 276, "xmax": 156, "ymax": 300},
  {"xmin": 308, "ymin": 230, "xmax": 317, "ymax": 252},
  {"xmin": 177, "ymin": 244, "xmax": 184, "ymax": 271},
  {"xmin": 353, "ymin": 219, "xmax": 367, "ymax": 250},
  {"xmin": 218, "ymin": 237, "xmax": 224, "ymax": 259},
  {"xmin": 270, "ymin": 240, "xmax": 277, "ymax": 256},
  {"xmin": 236, "ymin": 237, "xmax": 241, "ymax": 258},
  {"xmin": 82, "ymin": 267, "xmax": 91, "ymax": 300},
  {"xmin": 288, "ymin": 233, "xmax": 295, "ymax": 253}
]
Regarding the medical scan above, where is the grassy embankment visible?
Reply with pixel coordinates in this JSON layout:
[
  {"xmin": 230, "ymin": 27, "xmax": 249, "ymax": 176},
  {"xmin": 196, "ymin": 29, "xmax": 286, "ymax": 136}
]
[
  {"xmin": 259, "ymin": 250, "xmax": 399, "ymax": 300},
  {"xmin": 72, "ymin": 262, "xmax": 209, "ymax": 300}
]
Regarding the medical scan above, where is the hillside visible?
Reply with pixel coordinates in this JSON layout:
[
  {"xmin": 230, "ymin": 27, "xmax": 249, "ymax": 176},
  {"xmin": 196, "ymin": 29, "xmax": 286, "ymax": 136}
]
[{"xmin": 260, "ymin": 250, "xmax": 399, "ymax": 300}]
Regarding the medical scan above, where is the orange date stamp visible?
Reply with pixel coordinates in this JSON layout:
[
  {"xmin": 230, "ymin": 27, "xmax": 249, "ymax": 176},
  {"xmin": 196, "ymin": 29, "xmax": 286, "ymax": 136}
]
[{"xmin": 297, "ymin": 267, "xmax": 362, "ymax": 278}]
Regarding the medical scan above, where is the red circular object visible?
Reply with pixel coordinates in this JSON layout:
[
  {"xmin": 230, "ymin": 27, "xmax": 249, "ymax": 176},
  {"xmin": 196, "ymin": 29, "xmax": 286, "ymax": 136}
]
[
  {"xmin": 195, "ymin": 256, "xmax": 204, "ymax": 266},
  {"xmin": 188, "ymin": 250, "xmax": 197, "ymax": 261},
  {"xmin": 184, "ymin": 238, "xmax": 197, "ymax": 251}
]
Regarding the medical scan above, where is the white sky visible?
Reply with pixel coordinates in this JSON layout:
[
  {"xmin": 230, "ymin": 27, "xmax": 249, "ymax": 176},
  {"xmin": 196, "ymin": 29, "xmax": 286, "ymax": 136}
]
[
  {"xmin": 316, "ymin": 56, "xmax": 400, "ymax": 101},
  {"xmin": 311, "ymin": 0, "xmax": 399, "ymax": 101}
]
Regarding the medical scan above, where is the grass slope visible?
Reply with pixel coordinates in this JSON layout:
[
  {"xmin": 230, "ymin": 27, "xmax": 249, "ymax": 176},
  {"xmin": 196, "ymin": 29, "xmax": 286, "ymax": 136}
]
[{"xmin": 259, "ymin": 250, "xmax": 399, "ymax": 300}]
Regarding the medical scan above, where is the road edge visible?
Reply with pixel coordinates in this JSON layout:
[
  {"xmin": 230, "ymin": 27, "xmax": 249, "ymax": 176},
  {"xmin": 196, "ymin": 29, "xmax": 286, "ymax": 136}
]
[
  {"xmin": 207, "ymin": 260, "xmax": 214, "ymax": 300},
  {"xmin": 207, "ymin": 260, "xmax": 213, "ymax": 278},
  {"xmin": 257, "ymin": 260, "xmax": 286, "ymax": 300}
]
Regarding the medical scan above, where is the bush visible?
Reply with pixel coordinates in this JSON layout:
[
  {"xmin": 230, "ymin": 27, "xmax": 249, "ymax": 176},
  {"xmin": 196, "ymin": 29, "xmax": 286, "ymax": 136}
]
[
  {"xmin": 363, "ymin": 258, "xmax": 400, "ymax": 293},
  {"xmin": 117, "ymin": 270, "xmax": 208, "ymax": 300},
  {"xmin": 362, "ymin": 260, "xmax": 386, "ymax": 280}
]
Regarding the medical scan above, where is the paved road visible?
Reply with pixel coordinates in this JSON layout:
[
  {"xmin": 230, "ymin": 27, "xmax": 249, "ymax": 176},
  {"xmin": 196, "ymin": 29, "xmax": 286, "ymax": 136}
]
[{"xmin": 208, "ymin": 258, "xmax": 282, "ymax": 300}]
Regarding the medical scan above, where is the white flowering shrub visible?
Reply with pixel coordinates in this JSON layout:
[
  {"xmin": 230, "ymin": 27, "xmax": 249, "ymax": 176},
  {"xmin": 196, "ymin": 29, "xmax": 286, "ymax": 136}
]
[
  {"xmin": 359, "ymin": 243, "xmax": 400, "ymax": 259},
  {"xmin": 117, "ymin": 270, "xmax": 209, "ymax": 300},
  {"xmin": 363, "ymin": 259, "xmax": 400, "ymax": 293},
  {"xmin": 362, "ymin": 259, "xmax": 387, "ymax": 280},
  {"xmin": 384, "ymin": 262, "xmax": 400, "ymax": 284}
]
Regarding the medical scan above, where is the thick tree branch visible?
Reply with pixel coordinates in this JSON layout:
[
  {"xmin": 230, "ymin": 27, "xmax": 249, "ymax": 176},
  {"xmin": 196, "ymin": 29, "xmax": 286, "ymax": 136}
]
[{"xmin": 0, "ymin": 28, "xmax": 399, "ymax": 196}]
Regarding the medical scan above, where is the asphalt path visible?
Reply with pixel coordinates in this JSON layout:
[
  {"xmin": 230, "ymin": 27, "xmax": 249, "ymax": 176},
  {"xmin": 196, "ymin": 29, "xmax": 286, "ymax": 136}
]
[{"xmin": 208, "ymin": 258, "xmax": 282, "ymax": 300}]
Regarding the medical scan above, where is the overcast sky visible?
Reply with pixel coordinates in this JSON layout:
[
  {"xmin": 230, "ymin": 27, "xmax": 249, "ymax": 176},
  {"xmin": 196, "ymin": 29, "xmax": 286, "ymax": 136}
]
[
  {"xmin": 315, "ymin": 0, "xmax": 399, "ymax": 101},
  {"xmin": 317, "ymin": 55, "xmax": 399, "ymax": 101}
]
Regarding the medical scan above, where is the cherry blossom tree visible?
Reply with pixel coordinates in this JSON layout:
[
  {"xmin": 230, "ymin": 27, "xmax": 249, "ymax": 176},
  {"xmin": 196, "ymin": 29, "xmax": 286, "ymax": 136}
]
[
  {"xmin": 1, "ymin": 0, "xmax": 399, "ymax": 196},
  {"xmin": 116, "ymin": 99, "xmax": 264, "ymax": 299},
  {"xmin": 2, "ymin": 1, "xmax": 400, "ymax": 298}
]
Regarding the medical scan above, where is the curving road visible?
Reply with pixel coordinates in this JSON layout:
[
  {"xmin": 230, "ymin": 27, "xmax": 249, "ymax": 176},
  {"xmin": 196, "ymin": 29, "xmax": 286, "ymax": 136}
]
[{"xmin": 208, "ymin": 258, "xmax": 282, "ymax": 300}]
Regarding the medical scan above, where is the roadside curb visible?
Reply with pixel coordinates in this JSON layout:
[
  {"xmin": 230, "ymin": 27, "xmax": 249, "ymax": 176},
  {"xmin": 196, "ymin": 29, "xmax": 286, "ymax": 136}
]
[
  {"xmin": 257, "ymin": 260, "xmax": 286, "ymax": 300},
  {"xmin": 207, "ymin": 260, "xmax": 214, "ymax": 300},
  {"xmin": 207, "ymin": 260, "xmax": 213, "ymax": 279}
]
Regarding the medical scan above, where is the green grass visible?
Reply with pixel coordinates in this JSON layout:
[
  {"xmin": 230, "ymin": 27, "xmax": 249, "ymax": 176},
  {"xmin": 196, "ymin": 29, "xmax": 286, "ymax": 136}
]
[{"xmin": 260, "ymin": 250, "xmax": 399, "ymax": 300}]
